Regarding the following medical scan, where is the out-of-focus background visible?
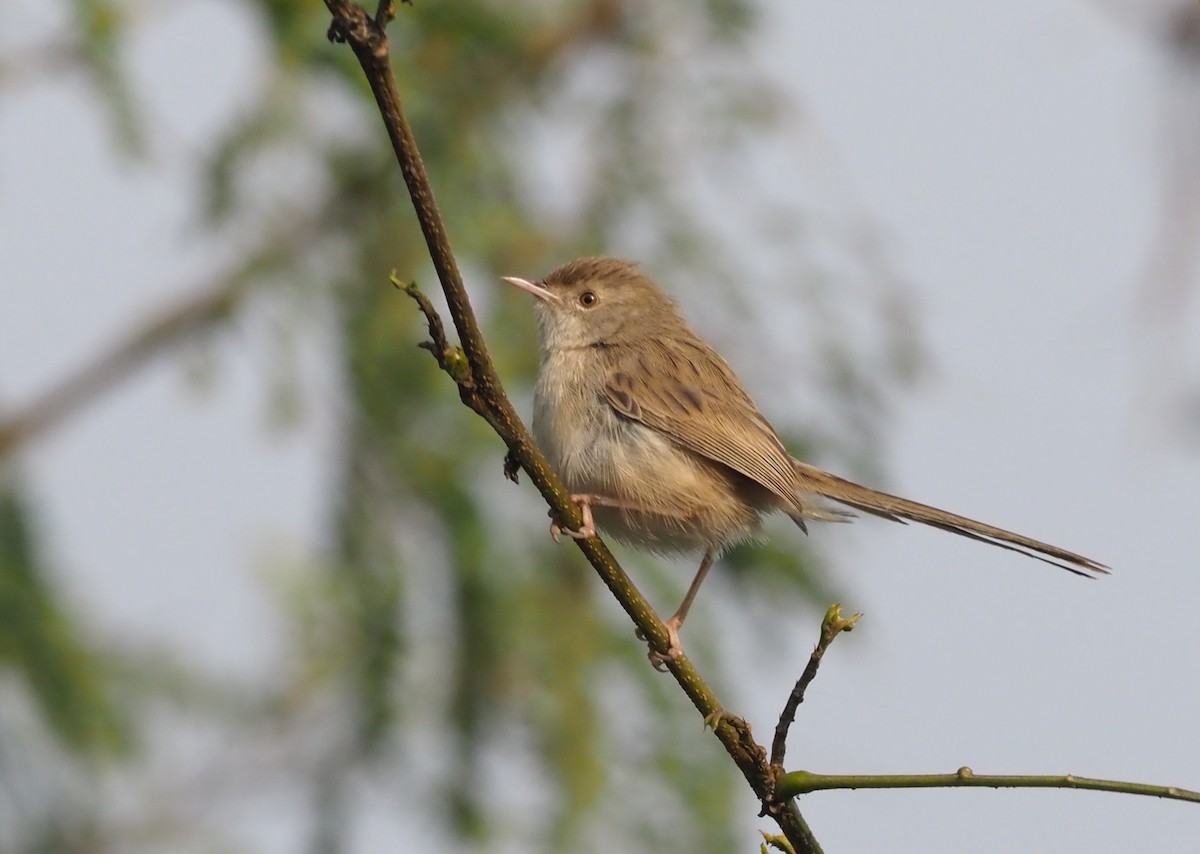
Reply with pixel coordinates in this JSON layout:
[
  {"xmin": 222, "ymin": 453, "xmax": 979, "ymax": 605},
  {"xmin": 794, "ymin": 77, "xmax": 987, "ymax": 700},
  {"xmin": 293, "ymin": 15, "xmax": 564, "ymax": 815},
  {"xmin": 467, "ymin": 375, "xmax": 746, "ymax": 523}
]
[{"xmin": 2, "ymin": 1, "xmax": 1198, "ymax": 852}]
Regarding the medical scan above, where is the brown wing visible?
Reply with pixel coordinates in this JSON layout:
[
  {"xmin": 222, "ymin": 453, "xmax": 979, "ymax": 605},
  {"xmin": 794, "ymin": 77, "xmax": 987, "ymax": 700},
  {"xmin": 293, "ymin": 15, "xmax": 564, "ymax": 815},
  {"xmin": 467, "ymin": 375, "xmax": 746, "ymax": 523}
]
[{"xmin": 603, "ymin": 336, "xmax": 801, "ymax": 512}]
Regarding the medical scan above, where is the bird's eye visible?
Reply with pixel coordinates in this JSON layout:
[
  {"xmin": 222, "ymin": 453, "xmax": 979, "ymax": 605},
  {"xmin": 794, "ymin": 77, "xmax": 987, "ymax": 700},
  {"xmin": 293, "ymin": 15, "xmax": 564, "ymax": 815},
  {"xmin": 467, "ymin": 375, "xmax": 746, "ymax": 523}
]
[{"xmin": 578, "ymin": 291, "xmax": 598, "ymax": 308}]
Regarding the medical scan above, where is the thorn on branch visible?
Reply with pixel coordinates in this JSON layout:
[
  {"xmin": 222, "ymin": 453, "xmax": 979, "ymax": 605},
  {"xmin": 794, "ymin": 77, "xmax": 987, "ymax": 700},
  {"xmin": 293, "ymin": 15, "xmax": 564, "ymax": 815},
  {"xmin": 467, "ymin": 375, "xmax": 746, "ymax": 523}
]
[
  {"xmin": 503, "ymin": 449, "xmax": 521, "ymax": 483},
  {"xmin": 325, "ymin": 0, "xmax": 387, "ymax": 55}
]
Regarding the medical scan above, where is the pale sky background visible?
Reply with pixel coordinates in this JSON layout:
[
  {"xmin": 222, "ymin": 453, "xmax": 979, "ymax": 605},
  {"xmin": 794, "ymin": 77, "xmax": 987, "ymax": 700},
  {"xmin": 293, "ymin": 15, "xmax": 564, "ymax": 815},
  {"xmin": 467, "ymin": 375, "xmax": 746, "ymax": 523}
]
[{"xmin": 2, "ymin": 1, "xmax": 1199, "ymax": 852}]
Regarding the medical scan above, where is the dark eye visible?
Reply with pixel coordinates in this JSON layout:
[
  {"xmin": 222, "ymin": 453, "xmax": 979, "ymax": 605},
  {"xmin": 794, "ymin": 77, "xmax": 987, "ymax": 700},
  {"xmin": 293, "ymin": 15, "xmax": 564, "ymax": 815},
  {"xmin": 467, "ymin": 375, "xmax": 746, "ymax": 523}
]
[{"xmin": 578, "ymin": 291, "xmax": 598, "ymax": 308}]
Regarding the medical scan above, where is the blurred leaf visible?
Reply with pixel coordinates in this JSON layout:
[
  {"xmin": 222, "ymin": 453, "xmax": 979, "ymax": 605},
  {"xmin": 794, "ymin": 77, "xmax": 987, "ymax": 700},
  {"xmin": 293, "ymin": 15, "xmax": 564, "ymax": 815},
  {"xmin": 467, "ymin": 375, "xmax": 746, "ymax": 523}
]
[
  {"xmin": 68, "ymin": 0, "xmax": 143, "ymax": 156},
  {"xmin": 0, "ymin": 477, "xmax": 126, "ymax": 755}
]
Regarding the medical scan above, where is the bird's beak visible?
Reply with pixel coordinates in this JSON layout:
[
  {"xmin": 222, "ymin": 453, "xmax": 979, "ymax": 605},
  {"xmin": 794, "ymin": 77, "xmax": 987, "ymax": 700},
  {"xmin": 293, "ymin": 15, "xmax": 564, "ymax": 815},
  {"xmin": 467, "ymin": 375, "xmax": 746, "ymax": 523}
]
[{"xmin": 501, "ymin": 276, "xmax": 559, "ymax": 303}]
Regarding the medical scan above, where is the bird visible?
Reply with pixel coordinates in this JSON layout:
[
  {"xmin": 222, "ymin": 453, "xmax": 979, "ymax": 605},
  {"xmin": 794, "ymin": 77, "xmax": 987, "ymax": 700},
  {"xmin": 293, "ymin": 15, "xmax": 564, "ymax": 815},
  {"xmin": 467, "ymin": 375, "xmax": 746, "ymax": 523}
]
[{"xmin": 502, "ymin": 257, "xmax": 1108, "ymax": 666}]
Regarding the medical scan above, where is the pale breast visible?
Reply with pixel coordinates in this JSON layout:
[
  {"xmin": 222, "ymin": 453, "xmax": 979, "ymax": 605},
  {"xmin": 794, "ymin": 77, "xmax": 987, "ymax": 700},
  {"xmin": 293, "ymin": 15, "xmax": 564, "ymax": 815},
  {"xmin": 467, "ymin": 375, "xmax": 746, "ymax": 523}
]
[{"xmin": 532, "ymin": 352, "xmax": 768, "ymax": 553}]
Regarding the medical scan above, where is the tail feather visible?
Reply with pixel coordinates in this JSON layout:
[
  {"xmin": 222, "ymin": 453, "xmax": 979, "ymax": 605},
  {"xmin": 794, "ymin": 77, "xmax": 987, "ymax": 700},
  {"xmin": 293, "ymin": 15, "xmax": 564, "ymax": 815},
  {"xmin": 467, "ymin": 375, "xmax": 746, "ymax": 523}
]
[{"xmin": 792, "ymin": 461, "xmax": 1109, "ymax": 578}]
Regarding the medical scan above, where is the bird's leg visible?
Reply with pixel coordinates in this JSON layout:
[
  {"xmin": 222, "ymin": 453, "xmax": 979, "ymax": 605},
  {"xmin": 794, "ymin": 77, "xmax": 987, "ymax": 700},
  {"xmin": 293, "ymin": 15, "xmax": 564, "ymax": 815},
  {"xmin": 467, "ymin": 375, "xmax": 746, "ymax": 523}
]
[
  {"xmin": 549, "ymin": 494, "xmax": 597, "ymax": 542},
  {"xmin": 543, "ymin": 499, "xmax": 717, "ymax": 671},
  {"xmin": 548, "ymin": 493, "xmax": 645, "ymax": 542},
  {"xmin": 644, "ymin": 549, "xmax": 717, "ymax": 670}
]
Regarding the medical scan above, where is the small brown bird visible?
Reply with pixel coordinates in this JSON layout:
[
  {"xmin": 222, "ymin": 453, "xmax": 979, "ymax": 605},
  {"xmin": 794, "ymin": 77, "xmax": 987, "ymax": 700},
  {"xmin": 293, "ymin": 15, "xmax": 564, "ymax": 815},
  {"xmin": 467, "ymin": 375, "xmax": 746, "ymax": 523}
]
[{"xmin": 503, "ymin": 257, "xmax": 1108, "ymax": 665}]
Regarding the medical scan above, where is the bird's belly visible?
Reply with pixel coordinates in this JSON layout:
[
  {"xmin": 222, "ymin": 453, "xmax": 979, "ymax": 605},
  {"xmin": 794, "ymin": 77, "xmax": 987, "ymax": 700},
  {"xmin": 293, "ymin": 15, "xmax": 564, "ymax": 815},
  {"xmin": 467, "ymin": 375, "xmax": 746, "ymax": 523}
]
[{"xmin": 533, "ymin": 380, "xmax": 763, "ymax": 553}]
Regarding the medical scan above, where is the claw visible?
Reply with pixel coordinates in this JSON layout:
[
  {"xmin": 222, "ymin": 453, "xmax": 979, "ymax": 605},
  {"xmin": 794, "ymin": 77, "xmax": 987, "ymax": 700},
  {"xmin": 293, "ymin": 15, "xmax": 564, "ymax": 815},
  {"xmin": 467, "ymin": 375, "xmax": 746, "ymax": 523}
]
[
  {"xmin": 641, "ymin": 617, "xmax": 684, "ymax": 671},
  {"xmin": 547, "ymin": 495, "xmax": 597, "ymax": 542}
]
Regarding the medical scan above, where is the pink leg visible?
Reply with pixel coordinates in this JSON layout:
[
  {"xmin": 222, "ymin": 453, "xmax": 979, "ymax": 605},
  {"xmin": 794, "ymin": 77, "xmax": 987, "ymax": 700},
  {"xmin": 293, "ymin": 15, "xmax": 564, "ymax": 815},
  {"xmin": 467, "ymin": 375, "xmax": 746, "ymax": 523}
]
[
  {"xmin": 549, "ymin": 493, "xmax": 649, "ymax": 542},
  {"xmin": 542, "ymin": 499, "xmax": 718, "ymax": 672},
  {"xmin": 646, "ymin": 549, "xmax": 717, "ymax": 670}
]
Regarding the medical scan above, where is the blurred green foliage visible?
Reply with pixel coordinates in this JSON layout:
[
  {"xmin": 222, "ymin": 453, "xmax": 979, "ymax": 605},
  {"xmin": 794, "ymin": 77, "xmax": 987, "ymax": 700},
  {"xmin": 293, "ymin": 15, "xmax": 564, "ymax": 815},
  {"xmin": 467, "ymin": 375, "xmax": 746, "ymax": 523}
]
[
  {"xmin": 0, "ymin": 481, "xmax": 126, "ymax": 754},
  {"xmin": 0, "ymin": 1, "xmax": 921, "ymax": 851}
]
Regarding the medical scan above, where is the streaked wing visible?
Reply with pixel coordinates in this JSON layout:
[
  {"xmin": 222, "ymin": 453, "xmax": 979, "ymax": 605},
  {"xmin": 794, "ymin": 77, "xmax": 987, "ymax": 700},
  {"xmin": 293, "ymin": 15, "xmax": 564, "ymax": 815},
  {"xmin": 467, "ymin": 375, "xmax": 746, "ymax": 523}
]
[{"xmin": 603, "ymin": 337, "xmax": 800, "ymax": 510}]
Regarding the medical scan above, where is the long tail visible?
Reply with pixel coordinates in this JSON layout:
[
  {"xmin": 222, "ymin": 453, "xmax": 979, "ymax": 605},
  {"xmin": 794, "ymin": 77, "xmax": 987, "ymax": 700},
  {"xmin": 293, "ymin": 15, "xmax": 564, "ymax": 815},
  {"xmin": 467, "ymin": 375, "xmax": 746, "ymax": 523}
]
[{"xmin": 792, "ymin": 460, "xmax": 1109, "ymax": 578}]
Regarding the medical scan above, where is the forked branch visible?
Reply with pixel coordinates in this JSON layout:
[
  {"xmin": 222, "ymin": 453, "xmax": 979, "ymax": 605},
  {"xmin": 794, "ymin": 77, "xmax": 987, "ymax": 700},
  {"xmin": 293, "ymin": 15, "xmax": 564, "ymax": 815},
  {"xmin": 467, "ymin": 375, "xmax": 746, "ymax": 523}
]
[{"xmin": 323, "ymin": 1, "xmax": 821, "ymax": 851}]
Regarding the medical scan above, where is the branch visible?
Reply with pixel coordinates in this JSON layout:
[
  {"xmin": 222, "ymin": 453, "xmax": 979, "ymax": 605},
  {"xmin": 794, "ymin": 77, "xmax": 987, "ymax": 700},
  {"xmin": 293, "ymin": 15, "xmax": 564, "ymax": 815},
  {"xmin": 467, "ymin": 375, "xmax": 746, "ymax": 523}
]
[
  {"xmin": 770, "ymin": 605, "xmax": 859, "ymax": 769},
  {"xmin": 0, "ymin": 222, "xmax": 310, "ymax": 460},
  {"xmin": 775, "ymin": 767, "xmax": 1200, "ymax": 804},
  {"xmin": 0, "ymin": 39, "xmax": 83, "ymax": 89},
  {"xmin": 323, "ymin": 3, "xmax": 822, "ymax": 851},
  {"xmin": 0, "ymin": 282, "xmax": 237, "ymax": 459}
]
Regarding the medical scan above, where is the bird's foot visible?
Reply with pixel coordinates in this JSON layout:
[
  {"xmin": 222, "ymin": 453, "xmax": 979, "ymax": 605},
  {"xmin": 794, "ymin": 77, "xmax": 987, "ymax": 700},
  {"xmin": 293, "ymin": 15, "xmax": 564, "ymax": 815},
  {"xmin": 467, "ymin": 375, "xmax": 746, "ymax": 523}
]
[
  {"xmin": 637, "ymin": 616, "xmax": 684, "ymax": 672},
  {"xmin": 549, "ymin": 494, "xmax": 597, "ymax": 542}
]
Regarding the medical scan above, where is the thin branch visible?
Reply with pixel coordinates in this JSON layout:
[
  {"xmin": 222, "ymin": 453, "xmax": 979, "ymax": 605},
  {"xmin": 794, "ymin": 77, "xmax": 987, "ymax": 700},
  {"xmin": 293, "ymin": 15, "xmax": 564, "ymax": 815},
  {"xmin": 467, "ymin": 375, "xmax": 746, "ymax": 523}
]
[
  {"xmin": 374, "ymin": 1, "xmax": 402, "ymax": 29},
  {"xmin": 0, "ymin": 39, "xmax": 84, "ymax": 89},
  {"xmin": 322, "ymin": 3, "xmax": 823, "ymax": 851},
  {"xmin": 392, "ymin": 276, "xmax": 471, "ymax": 387},
  {"xmin": 0, "ymin": 222, "xmax": 311, "ymax": 460},
  {"xmin": 775, "ymin": 766, "xmax": 1200, "ymax": 804},
  {"xmin": 770, "ymin": 605, "xmax": 860, "ymax": 769},
  {"xmin": 0, "ymin": 282, "xmax": 238, "ymax": 459}
]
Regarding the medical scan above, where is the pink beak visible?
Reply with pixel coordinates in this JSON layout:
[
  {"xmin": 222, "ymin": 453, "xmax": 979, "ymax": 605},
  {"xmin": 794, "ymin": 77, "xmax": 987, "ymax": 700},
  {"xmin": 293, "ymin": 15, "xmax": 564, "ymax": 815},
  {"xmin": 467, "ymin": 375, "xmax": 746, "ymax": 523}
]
[{"xmin": 501, "ymin": 276, "xmax": 559, "ymax": 303}]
